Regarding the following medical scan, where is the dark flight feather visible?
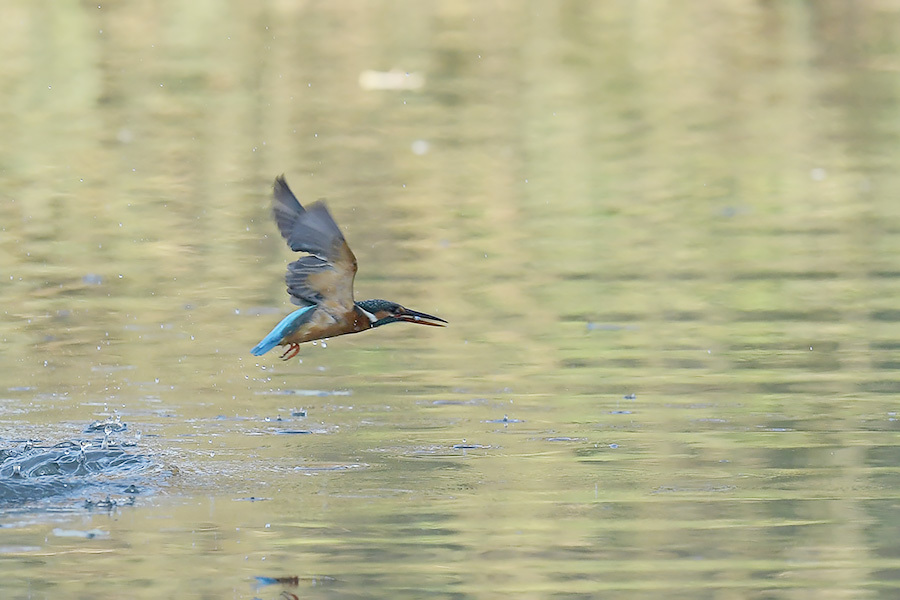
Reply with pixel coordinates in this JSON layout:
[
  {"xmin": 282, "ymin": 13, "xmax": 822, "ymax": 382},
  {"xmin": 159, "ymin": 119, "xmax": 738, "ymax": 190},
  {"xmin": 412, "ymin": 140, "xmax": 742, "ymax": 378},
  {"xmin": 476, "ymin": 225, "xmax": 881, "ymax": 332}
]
[
  {"xmin": 285, "ymin": 256, "xmax": 328, "ymax": 307},
  {"xmin": 271, "ymin": 176, "xmax": 358, "ymax": 313},
  {"xmin": 273, "ymin": 175, "xmax": 344, "ymax": 256}
]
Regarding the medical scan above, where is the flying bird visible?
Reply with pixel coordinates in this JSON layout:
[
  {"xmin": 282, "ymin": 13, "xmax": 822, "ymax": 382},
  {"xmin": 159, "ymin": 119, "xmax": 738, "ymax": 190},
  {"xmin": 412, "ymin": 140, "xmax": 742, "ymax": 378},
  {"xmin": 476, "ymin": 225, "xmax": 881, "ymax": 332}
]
[{"xmin": 251, "ymin": 176, "xmax": 446, "ymax": 360}]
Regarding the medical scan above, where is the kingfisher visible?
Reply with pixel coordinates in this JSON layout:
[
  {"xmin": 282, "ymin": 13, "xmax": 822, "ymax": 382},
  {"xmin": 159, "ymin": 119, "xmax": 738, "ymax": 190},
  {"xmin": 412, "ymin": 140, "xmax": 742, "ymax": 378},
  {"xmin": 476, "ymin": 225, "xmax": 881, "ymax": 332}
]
[{"xmin": 251, "ymin": 175, "xmax": 447, "ymax": 360}]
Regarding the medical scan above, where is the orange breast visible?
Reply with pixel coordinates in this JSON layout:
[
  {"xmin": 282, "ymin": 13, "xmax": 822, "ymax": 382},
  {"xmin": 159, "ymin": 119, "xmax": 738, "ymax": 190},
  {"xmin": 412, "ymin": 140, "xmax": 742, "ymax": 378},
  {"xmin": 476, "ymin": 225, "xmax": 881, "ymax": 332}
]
[{"xmin": 282, "ymin": 306, "xmax": 372, "ymax": 345}]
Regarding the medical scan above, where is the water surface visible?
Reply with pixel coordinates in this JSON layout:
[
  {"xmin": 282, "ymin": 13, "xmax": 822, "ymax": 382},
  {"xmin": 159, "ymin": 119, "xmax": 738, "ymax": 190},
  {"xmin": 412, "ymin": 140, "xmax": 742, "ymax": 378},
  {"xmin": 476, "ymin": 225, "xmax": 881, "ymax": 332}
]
[{"xmin": 2, "ymin": 2, "xmax": 900, "ymax": 598}]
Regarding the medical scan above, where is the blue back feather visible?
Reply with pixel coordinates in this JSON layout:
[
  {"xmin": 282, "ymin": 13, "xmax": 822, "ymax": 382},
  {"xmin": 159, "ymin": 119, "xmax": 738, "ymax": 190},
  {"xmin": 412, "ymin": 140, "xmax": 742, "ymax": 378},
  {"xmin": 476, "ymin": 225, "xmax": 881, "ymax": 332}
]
[{"xmin": 251, "ymin": 306, "xmax": 315, "ymax": 356}]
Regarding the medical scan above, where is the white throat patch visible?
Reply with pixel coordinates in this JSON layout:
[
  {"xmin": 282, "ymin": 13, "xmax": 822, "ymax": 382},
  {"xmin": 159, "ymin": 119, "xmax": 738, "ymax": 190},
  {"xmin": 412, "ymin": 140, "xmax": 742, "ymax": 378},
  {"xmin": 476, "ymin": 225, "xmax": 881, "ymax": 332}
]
[{"xmin": 359, "ymin": 307, "xmax": 379, "ymax": 323}]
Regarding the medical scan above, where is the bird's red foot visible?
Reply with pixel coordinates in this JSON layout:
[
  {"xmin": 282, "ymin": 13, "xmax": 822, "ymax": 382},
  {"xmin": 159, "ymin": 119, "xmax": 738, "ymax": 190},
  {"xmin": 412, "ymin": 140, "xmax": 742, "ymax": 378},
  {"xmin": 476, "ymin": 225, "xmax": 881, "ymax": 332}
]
[{"xmin": 280, "ymin": 343, "xmax": 300, "ymax": 360}]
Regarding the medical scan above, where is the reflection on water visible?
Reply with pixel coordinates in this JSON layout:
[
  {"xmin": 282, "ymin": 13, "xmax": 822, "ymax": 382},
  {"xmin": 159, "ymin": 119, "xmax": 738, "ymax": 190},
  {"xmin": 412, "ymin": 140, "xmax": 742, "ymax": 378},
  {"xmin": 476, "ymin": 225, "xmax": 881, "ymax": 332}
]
[{"xmin": 2, "ymin": 1, "xmax": 900, "ymax": 598}]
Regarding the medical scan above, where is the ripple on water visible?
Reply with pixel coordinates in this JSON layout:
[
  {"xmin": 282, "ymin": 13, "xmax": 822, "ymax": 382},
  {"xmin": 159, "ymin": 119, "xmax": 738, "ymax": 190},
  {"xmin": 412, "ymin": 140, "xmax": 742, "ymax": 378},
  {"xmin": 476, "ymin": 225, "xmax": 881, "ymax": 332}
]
[
  {"xmin": 293, "ymin": 463, "xmax": 367, "ymax": 472},
  {"xmin": 255, "ymin": 389, "xmax": 352, "ymax": 397},
  {"xmin": 0, "ymin": 432, "xmax": 157, "ymax": 509},
  {"xmin": 483, "ymin": 415, "xmax": 524, "ymax": 424}
]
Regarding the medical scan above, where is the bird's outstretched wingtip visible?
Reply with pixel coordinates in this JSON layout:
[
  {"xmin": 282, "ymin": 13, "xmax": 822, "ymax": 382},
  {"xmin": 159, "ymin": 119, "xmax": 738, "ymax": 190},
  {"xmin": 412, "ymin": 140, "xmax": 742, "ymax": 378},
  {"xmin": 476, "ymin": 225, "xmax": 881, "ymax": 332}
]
[{"xmin": 273, "ymin": 174, "xmax": 290, "ymax": 194}]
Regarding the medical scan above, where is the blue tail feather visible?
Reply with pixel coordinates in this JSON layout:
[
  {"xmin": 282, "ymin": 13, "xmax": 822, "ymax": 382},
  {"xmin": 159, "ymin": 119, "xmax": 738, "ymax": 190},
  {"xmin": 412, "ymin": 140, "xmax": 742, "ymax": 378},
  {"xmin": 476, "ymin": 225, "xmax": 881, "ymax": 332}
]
[{"xmin": 251, "ymin": 306, "xmax": 315, "ymax": 356}]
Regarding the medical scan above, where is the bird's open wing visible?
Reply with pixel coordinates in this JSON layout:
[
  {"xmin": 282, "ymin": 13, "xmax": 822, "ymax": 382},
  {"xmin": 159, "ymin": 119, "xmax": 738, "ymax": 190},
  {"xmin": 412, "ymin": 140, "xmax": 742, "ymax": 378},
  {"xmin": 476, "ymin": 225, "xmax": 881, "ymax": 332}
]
[{"xmin": 272, "ymin": 175, "xmax": 358, "ymax": 312}]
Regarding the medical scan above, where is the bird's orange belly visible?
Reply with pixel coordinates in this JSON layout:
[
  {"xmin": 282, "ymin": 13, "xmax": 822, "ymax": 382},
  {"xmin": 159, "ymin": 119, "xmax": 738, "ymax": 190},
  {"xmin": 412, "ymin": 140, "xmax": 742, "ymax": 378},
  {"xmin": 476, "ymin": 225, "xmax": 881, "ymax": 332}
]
[{"xmin": 281, "ymin": 306, "xmax": 371, "ymax": 345}]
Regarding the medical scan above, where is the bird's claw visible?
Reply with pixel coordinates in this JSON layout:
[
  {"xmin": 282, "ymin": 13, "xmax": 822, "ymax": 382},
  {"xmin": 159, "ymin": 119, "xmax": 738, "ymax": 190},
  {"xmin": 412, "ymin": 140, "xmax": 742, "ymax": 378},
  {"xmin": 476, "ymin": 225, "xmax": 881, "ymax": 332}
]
[{"xmin": 280, "ymin": 343, "xmax": 300, "ymax": 360}]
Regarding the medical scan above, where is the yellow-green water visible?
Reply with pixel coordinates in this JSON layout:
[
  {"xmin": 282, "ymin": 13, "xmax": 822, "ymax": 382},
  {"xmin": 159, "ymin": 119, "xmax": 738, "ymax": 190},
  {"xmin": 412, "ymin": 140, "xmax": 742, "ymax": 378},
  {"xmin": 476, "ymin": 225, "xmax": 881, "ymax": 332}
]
[{"xmin": 2, "ymin": 2, "xmax": 900, "ymax": 598}]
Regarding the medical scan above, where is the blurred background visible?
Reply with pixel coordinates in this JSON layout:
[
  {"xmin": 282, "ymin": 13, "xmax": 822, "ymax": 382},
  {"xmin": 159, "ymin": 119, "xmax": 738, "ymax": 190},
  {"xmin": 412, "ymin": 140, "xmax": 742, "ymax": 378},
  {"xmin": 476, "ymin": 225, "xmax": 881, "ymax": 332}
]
[{"xmin": 2, "ymin": 1, "xmax": 900, "ymax": 598}]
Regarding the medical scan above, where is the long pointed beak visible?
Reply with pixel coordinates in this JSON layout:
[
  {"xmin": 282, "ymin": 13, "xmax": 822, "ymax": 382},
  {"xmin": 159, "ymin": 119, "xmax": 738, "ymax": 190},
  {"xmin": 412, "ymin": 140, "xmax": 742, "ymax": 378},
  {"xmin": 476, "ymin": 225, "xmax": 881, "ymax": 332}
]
[{"xmin": 398, "ymin": 308, "xmax": 448, "ymax": 327}]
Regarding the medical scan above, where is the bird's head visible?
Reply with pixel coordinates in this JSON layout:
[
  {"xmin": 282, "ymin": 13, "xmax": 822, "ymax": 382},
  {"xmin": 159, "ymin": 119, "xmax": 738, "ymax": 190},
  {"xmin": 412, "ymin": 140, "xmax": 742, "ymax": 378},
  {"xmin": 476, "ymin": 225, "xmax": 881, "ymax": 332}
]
[{"xmin": 356, "ymin": 299, "xmax": 447, "ymax": 329}]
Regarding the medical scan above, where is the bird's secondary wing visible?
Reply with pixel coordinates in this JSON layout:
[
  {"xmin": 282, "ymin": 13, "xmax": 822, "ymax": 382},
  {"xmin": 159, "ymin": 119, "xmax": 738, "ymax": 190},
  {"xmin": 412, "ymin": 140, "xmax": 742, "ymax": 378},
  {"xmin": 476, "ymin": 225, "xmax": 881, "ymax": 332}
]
[{"xmin": 272, "ymin": 176, "xmax": 358, "ymax": 312}]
